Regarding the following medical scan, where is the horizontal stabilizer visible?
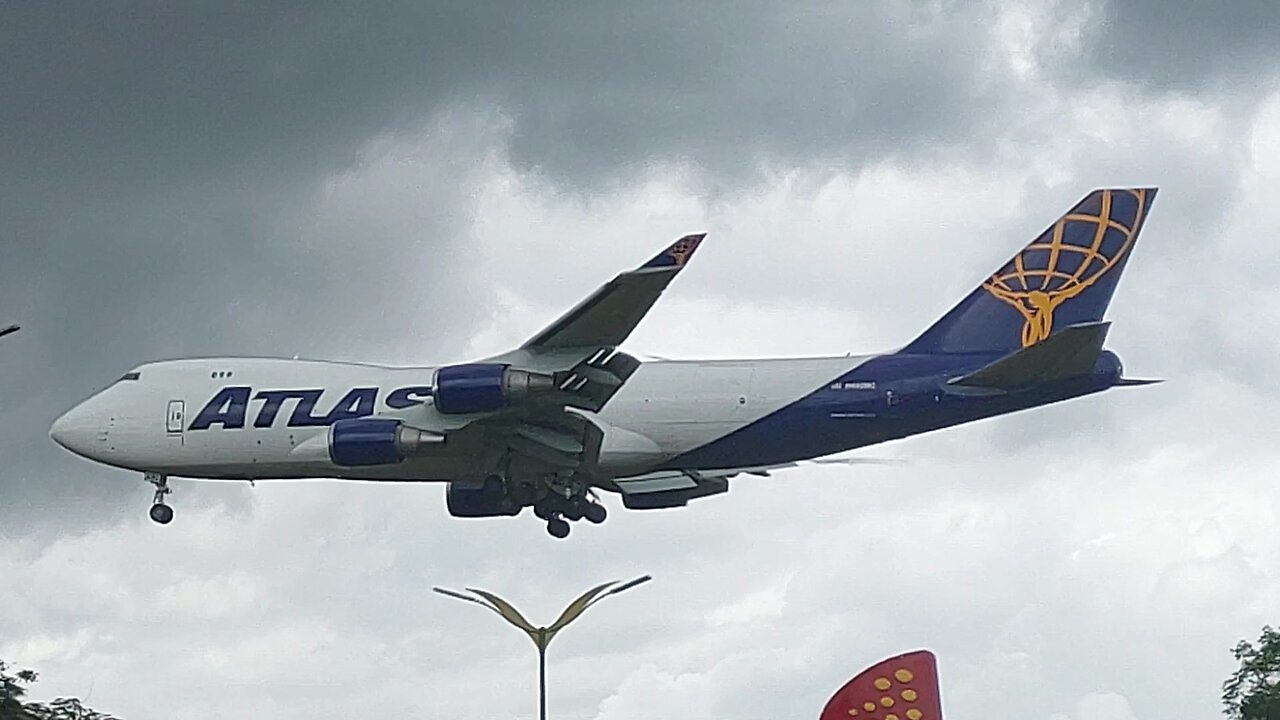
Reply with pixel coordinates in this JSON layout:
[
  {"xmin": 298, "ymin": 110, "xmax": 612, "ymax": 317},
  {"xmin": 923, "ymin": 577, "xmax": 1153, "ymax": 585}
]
[
  {"xmin": 1115, "ymin": 377, "xmax": 1163, "ymax": 387},
  {"xmin": 948, "ymin": 321, "xmax": 1110, "ymax": 390}
]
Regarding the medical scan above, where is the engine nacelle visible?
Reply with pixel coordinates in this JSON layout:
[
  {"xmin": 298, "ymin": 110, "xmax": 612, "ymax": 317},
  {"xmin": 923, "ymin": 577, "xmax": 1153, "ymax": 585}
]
[
  {"xmin": 446, "ymin": 477, "xmax": 522, "ymax": 517},
  {"xmin": 433, "ymin": 363, "xmax": 555, "ymax": 415},
  {"xmin": 328, "ymin": 418, "xmax": 441, "ymax": 467}
]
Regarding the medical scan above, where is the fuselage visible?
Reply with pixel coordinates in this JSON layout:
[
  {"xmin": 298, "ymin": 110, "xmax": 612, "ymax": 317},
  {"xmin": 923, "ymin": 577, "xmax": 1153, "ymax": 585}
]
[{"xmin": 49, "ymin": 350, "xmax": 1124, "ymax": 484}]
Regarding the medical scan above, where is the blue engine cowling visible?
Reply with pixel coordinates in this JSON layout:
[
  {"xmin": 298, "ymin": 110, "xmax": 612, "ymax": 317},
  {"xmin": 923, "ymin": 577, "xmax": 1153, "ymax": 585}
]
[
  {"xmin": 433, "ymin": 363, "xmax": 555, "ymax": 415},
  {"xmin": 446, "ymin": 477, "xmax": 522, "ymax": 517},
  {"xmin": 329, "ymin": 418, "xmax": 439, "ymax": 467}
]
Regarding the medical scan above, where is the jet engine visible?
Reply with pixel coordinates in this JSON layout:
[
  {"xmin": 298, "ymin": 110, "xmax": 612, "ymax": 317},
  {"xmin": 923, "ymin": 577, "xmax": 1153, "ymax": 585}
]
[
  {"xmin": 446, "ymin": 477, "xmax": 522, "ymax": 517},
  {"xmin": 328, "ymin": 418, "xmax": 442, "ymax": 467},
  {"xmin": 433, "ymin": 363, "xmax": 555, "ymax": 414}
]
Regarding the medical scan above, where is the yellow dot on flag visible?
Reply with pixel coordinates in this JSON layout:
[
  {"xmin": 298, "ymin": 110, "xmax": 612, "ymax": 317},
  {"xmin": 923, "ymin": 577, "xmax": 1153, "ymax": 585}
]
[
  {"xmin": 846, "ymin": 709, "xmax": 858, "ymax": 717},
  {"xmin": 881, "ymin": 696, "xmax": 895, "ymax": 708},
  {"xmin": 895, "ymin": 669, "xmax": 915, "ymax": 683},
  {"xmin": 906, "ymin": 710, "xmax": 923, "ymax": 720},
  {"xmin": 901, "ymin": 689, "xmax": 918, "ymax": 702},
  {"xmin": 865, "ymin": 702, "xmax": 877, "ymax": 712},
  {"xmin": 874, "ymin": 677, "xmax": 892, "ymax": 690},
  {"xmin": 885, "ymin": 715, "xmax": 899, "ymax": 720}
]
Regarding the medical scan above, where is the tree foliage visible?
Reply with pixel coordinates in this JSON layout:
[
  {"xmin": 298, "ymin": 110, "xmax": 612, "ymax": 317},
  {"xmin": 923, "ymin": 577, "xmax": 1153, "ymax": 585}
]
[
  {"xmin": 22, "ymin": 698, "xmax": 119, "ymax": 720},
  {"xmin": 1224, "ymin": 626, "xmax": 1280, "ymax": 720},
  {"xmin": 0, "ymin": 661, "xmax": 118, "ymax": 720}
]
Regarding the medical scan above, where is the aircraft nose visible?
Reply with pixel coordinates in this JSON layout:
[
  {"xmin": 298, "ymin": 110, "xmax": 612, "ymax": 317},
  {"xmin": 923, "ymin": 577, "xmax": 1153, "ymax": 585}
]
[{"xmin": 50, "ymin": 403, "xmax": 96, "ymax": 457}]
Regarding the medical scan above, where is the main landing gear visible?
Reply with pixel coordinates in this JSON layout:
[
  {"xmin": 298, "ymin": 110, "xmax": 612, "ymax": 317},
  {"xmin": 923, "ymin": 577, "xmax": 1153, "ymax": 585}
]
[
  {"xmin": 533, "ymin": 486, "xmax": 608, "ymax": 539},
  {"xmin": 145, "ymin": 472, "xmax": 174, "ymax": 525}
]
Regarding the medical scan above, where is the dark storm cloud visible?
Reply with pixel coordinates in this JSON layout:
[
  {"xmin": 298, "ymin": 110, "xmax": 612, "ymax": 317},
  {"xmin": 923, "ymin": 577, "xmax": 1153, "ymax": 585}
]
[
  {"xmin": 1, "ymin": 1, "xmax": 1016, "ymax": 194},
  {"xmin": 1077, "ymin": 0, "xmax": 1280, "ymax": 91}
]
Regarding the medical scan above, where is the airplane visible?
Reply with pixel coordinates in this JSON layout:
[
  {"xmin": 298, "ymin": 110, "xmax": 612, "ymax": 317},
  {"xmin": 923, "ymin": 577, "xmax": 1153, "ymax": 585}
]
[{"xmin": 50, "ymin": 188, "xmax": 1159, "ymax": 538}]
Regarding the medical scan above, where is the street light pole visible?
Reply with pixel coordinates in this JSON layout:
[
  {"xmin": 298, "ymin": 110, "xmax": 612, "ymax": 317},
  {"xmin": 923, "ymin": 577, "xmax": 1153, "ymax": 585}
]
[
  {"xmin": 538, "ymin": 630, "xmax": 547, "ymax": 720},
  {"xmin": 433, "ymin": 575, "xmax": 652, "ymax": 720}
]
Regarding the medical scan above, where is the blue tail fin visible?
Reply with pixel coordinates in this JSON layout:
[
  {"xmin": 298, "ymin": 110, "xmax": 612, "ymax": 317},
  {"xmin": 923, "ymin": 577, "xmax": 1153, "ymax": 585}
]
[{"xmin": 902, "ymin": 187, "xmax": 1157, "ymax": 355}]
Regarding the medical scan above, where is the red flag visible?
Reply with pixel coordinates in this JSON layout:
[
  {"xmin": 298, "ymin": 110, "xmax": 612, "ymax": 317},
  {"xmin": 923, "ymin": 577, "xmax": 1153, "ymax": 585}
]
[{"xmin": 819, "ymin": 650, "xmax": 943, "ymax": 720}]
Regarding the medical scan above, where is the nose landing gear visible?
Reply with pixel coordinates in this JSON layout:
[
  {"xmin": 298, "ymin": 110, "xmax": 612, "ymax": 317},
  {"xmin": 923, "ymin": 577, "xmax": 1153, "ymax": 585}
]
[{"xmin": 145, "ymin": 472, "xmax": 173, "ymax": 525}]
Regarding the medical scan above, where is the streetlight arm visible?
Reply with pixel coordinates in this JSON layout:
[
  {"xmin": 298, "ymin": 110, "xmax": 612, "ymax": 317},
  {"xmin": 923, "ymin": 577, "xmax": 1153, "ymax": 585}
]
[
  {"xmin": 434, "ymin": 576, "xmax": 652, "ymax": 720},
  {"xmin": 545, "ymin": 581, "xmax": 619, "ymax": 635},
  {"xmin": 546, "ymin": 574, "xmax": 653, "ymax": 639},
  {"xmin": 604, "ymin": 575, "xmax": 652, "ymax": 598},
  {"xmin": 433, "ymin": 586, "xmax": 524, "ymax": 626},
  {"xmin": 432, "ymin": 586, "xmax": 489, "ymax": 607},
  {"xmin": 580, "ymin": 574, "xmax": 653, "ymax": 614},
  {"xmin": 466, "ymin": 588, "xmax": 540, "ymax": 635}
]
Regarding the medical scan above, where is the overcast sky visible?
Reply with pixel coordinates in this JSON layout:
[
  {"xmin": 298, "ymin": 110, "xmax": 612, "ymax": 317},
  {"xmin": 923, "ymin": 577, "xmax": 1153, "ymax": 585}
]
[{"xmin": 2, "ymin": 1, "xmax": 1279, "ymax": 719}]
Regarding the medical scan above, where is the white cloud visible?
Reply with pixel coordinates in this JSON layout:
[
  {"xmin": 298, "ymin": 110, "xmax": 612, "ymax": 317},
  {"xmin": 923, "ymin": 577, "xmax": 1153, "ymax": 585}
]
[{"xmin": 1051, "ymin": 692, "xmax": 1141, "ymax": 720}]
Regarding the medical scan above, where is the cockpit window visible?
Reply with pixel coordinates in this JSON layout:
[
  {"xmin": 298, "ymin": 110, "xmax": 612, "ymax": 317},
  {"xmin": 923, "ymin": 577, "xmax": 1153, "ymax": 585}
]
[{"xmin": 118, "ymin": 372, "xmax": 141, "ymax": 382}]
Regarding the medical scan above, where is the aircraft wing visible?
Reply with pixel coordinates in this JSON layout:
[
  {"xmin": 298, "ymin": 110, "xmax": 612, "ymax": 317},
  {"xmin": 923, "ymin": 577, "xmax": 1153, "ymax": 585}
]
[
  {"xmin": 459, "ymin": 235, "xmax": 705, "ymax": 483},
  {"xmin": 613, "ymin": 455, "xmax": 899, "ymax": 509},
  {"xmin": 612, "ymin": 463, "xmax": 797, "ymax": 509},
  {"xmin": 613, "ymin": 468, "xmax": 738, "ymax": 509},
  {"xmin": 0, "ymin": 324, "xmax": 18, "ymax": 340},
  {"xmin": 521, "ymin": 233, "xmax": 705, "ymax": 351},
  {"xmin": 481, "ymin": 234, "xmax": 704, "ymax": 413}
]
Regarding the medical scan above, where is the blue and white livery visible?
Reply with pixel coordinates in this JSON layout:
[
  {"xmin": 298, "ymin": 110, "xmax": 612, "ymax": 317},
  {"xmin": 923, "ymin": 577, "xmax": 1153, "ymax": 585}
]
[{"xmin": 50, "ymin": 188, "xmax": 1160, "ymax": 537}]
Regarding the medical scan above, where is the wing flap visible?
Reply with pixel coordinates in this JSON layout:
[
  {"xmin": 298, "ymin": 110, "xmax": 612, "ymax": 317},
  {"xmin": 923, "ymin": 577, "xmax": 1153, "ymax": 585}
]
[{"xmin": 614, "ymin": 470, "xmax": 700, "ymax": 494}]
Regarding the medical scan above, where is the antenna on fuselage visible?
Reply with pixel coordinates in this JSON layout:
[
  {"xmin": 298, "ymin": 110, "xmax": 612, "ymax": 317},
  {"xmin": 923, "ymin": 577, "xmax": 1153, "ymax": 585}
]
[{"xmin": 0, "ymin": 324, "xmax": 19, "ymax": 340}]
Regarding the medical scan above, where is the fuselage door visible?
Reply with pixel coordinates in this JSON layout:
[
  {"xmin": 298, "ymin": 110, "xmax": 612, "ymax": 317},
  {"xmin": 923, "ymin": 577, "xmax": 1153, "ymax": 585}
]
[{"xmin": 166, "ymin": 400, "xmax": 185, "ymax": 435}]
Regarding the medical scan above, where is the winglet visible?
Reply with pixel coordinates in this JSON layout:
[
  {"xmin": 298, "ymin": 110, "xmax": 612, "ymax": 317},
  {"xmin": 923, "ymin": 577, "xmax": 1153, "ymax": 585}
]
[
  {"xmin": 517, "ymin": 233, "xmax": 708, "ymax": 351},
  {"xmin": 640, "ymin": 233, "xmax": 705, "ymax": 270}
]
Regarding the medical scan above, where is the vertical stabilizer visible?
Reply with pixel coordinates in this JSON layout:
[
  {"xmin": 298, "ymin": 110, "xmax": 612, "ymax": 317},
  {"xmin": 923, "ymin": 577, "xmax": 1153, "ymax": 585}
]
[{"xmin": 902, "ymin": 188, "xmax": 1156, "ymax": 355}]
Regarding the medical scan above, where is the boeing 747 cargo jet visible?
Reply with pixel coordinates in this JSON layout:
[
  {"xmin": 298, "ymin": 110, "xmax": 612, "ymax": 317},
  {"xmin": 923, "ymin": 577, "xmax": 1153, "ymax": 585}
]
[{"xmin": 51, "ymin": 188, "xmax": 1159, "ymax": 537}]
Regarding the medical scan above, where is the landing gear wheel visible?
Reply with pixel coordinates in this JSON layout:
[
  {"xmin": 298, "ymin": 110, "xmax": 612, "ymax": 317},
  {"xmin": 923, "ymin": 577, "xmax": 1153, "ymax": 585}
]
[
  {"xmin": 563, "ymin": 502, "xmax": 585, "ymax": 522},
  {"xmin": 144, "ymin": 472, "xmax": 172, "ymax": 525},
  {"xmin": 149, "ymin": 503, "xmax": 174, "ymax": 525},
  {"xmin": 583, "ymin": 502, "xmax": 607, "ymax": 524},
  {"xmin": 546, "ymin": 517, "xmax": 571, "ymax": 539}
]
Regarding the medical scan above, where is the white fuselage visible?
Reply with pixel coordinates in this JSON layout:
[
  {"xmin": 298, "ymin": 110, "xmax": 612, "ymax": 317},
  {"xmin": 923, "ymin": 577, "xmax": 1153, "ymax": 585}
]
[{"xmin": 51, "ymin": 355, "xmax": 871, "ymax": 483}]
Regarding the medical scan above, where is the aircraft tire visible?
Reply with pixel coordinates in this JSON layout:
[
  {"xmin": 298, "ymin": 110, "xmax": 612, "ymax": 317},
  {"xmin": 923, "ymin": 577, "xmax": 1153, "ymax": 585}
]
[
  {"xmin": 149, "ymin": 503, "xmax": 174, "ymax": 525},
  {"xmin": 546, "ymin": 518, "xmax": 570, "ymax": 539},
  {"xmin": 584, "ymin": 502, "xmax": 607, "ymax": 524}
]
